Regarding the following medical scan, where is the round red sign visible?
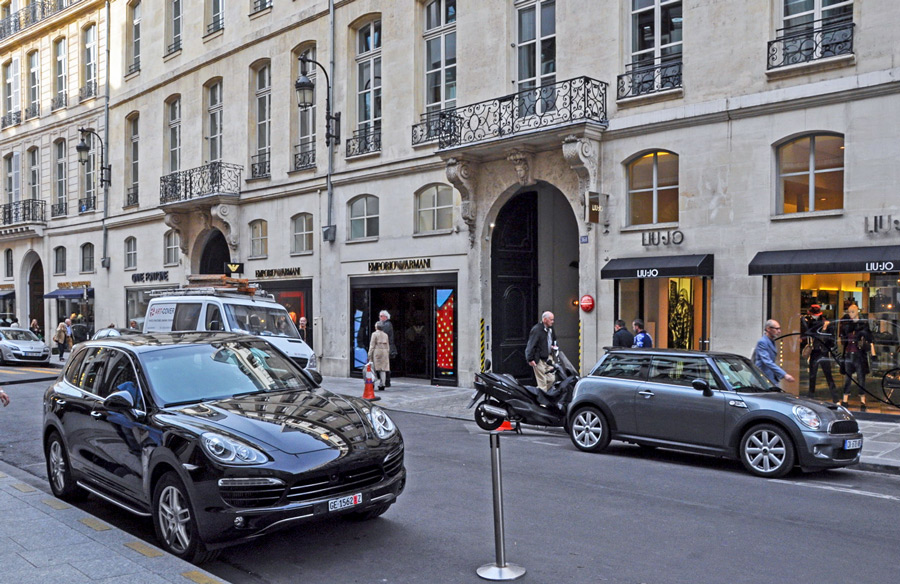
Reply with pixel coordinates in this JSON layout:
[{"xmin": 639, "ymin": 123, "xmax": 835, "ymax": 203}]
[{"xmin": 579, "ymin": 294, "xmax": 595, "ymax": 312}]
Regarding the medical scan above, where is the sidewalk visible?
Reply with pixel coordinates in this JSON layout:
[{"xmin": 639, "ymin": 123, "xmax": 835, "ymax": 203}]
[
  {"xmin": 322, "ymin": 375, "xmax": 900, "ymax": 476},
  {"xmin": 0, "ymin": 460, "xmax": 230, "ymax": 584}
]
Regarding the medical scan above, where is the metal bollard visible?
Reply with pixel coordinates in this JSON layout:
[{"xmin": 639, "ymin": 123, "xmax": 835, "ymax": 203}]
[{"xmin": 477, "ymin": 432, "xmax": 526, "ymax": 581}]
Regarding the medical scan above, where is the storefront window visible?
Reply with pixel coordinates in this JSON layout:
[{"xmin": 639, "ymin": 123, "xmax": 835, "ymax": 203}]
[
  {"xmin": 126, "ymin": 287, "xmax": 174, "ymax": 329},
  {"xmin": 770, "ymin": 272, "xmax": 900, "ymax": 413},
  {"xmin": 616, "ymin": 275, "xmax": 710, "ymax": 350},
  {"xmin": 262, "ymin": 279, "xmax": 312, "ymax": 348}
]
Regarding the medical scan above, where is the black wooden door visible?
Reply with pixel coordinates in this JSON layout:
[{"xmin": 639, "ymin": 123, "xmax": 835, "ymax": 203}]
[{"xmin": 491, "ymin": 192, "xmax": 537, "ymax": 380}]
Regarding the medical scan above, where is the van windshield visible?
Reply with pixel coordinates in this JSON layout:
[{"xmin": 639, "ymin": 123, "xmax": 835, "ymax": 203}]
[{"xmin": 223, "ymin": 303, "xmax": 301, "ymax": 339}]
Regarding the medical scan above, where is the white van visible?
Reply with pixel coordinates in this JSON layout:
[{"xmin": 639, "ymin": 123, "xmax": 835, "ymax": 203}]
[{"xmin": 143, "ymin": 289, "xmax": 317, "ymax": 370}]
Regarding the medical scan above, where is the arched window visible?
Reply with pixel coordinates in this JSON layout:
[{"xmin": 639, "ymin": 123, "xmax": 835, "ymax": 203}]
[
  {"xmin": 81, "ymin": 243, "xmax": 95, "ymax": 273},
  {"xmin": 4, "ymin": 249, "xmax": 12, "ymax": 279},
  {"xmin": 124, "ymin": 237, "xmax": 137, "ymax": 269},
  {"xmin": 291, "ymin": 213, "xmax": 314, "ymax": 253},
  {"xmin": 164, "ymin": 230, "xmax": 180, "ymax": 265},
  {"xmin": 250, "ymin": 219, "xmax": 268, "ymax": 257},
  {"xmin": 777, "ymin": 134, "xmax": 844, "ymax": 214},
  {"xmin": 349, "ymin": 195, "xmax": 379, "ymax": 240},
  {"xmin": 626, "ymin": 150, "xmax": 678, "ymax": 226},
  {"xmin": 416, "ymin": 184, "xmax": 454, "ymax": 233},
  {"xmin": 54, "ymin": 246, "xmax": 66, "ymax": 275}
]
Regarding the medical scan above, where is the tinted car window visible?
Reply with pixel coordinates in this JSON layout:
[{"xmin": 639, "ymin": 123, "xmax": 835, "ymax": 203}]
[
  {"xmin": 74, "ymin": 347, "xmax": 110, "ymax": 396},
  {"xmin": 593, "ymin": 353, "xmax": 648, "ymax": 380},
  {"xmin": 102, "ymin": 349, "xmax": 143, "ymax": 408},
  {"xmin": 713, "ymin": 355, "xmax": 776, "ymax": 392},
  {"xmin": 649, "ymin": 356, "xmax": 719, "ymax": 388},
  {"xmin": 64, "ymin": 347, "xmax": 89, "ymax": 384},
  {"xmin": 173, "ymin": 303, "xmax": 203, "ymax": 330}
]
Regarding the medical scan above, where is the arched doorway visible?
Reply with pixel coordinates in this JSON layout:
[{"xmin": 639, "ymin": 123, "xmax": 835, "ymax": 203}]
[
  {"xmin": 199, "ymin": 230, "xmax": 230, "ymax": 275},
  {"xmin": 490, "ymin": 185, "xmax": 579, "ymax": 381}
]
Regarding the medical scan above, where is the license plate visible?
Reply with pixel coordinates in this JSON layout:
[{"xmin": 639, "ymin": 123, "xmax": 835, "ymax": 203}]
[
  {"xmin": 26, "ymin": 352, "xmax": 40, "ymax": 357},
  {"xmin": 328, "ymin": 493, "xmax": 362, "ymax": 512},
  {"xmin": 844, "ymin": 438, "xmax": 862, "ymax": 450}
]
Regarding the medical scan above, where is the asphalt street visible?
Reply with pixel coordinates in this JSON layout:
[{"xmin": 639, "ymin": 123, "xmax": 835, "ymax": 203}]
[{"xmin": 2, "ymin": 368, "xmax": 900, "ymax": 584}]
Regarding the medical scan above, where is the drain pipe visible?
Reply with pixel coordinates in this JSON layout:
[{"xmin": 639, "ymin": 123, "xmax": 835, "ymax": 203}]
[
  {"xmin": 326, "ymin": 0, "xmax": 335, "ymax": 240},
  {"xmin": 100, "ymin": 0, "xmax": 111, "ymax": 269}
]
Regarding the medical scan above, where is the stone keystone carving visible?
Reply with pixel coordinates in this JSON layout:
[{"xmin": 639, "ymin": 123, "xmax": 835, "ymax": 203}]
[{"xmin": 506, "ymin": 149, "xmax": 536, "ymax": 187}]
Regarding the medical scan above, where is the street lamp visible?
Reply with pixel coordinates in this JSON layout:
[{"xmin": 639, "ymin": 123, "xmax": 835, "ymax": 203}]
[
  {"xmin": 295, "ymin": 56, "xmax": 340, "ymax": 242},
  {"xmin": 76, "ymin": 127, "xmax": 111, "ymax": 268}
]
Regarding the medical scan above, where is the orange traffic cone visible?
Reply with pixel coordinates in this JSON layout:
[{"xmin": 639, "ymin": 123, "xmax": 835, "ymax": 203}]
[
  {"xmin": 497, "ymin": 420, "xmax": 514, "ymax": 431},
  {"xmin": 363, "ymin": 363, "xmax": 381, "ymax": 401}
]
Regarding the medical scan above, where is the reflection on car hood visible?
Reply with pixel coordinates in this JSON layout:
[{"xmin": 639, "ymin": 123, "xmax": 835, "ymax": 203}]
[
  {"xmin": 1, "ymin": 340, "xmax": 46, "ymax": 350},
  {"xmin": 163, "ymin": 389, "xmax": 371, "ymax": 455},
  {"xmin": 749, "ymin": 391, "xmax": 856, "ymax": 422}
]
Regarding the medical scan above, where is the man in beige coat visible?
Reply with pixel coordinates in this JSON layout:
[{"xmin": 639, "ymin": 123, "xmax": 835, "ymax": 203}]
[{"xmin": 368, "ymin": 321, "xmax": 391, "ymax": 391}]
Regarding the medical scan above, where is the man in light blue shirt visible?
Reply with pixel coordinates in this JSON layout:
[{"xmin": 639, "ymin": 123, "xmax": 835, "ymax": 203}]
[{"xmin": 753, "ymin": 319, "xmax": 796, "ymax": 385}]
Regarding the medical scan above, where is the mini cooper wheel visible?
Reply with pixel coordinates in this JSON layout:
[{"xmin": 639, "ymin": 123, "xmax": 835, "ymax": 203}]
[
  {"xmin": 152, "ymin": 472, "xmax": 218, "ymax": 564},
  {"xmin": 739, "ymin": 424, "xmax": 795, "ymax": 478},
  {"xmin": 474, "ymin": 400, "xmax": 505, "ymax": 431},
  {"xmin": 569, "ymin": 406, "xmax": 611, "ymax": 453},
  {"xmin": 45, "ymin": 431, "xmax": 85, "ymax": 501}
]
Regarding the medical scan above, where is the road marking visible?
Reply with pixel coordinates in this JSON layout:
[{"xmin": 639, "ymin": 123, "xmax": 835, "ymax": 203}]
[
  {"xmin": 125, "ymin": 541, "xmax": 164, "ymax": 557},
  {"xmin": 0, "ymin": 369, "xmax": 25, "ymax": 375},
  {"xmin": 773, "ymin": 479, "xmax": 900, "ymax": 501},
  {"xmin": 182, "ymin": 571, "xmax": 225, "ymax": 584},
  {"xmin": 21, "ymin": 368, "xmax": 56, "ymax": 374},
  {"xmin": 79, "ymin": 517, "xmax": 112, "ymax": 531},
  {"xmin": 11, "ymin": 483, "xmax": 37, "ymax": 493},
  {"xmin": 42, "ymin": 498, "xmax": 70, "ymax": 510}
]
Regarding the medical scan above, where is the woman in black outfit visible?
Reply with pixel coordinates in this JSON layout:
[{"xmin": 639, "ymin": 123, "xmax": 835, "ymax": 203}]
[{"xmin": 839, "ymin": 304, "xmax": 875, "ymax": 411}]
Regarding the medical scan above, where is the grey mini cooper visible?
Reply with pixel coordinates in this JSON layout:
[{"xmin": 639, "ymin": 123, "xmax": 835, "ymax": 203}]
[{"xmin": 568, "ymin": 348, "xmax": 863, "ymax": 478}]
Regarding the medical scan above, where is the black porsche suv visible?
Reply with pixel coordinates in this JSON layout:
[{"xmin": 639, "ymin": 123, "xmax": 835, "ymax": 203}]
[{"xmin": 43, "ymin": 332, "xmax": 405, "ymax": 562}]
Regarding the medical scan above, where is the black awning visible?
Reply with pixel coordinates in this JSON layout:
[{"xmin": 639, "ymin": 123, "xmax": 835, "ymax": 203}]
[
  {"xmin": 44, "ymin": 288, "xmax": 94, "ymax": 299},
  {"xmin": 600, "ymin": 254, "xmax": 714, "ymax": 280},
  {"xmin": 749, "ymin": 245, "xmax": 900, "ymax": 275},
  {"xmin": 0, "ymin": 290, "xmax": 13, "ymax": 299}
]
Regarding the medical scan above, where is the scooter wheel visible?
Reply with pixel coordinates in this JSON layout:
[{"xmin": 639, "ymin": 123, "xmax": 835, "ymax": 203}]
[{"xmin": 474, "ymin": 401, "xmax": 505, "ymax": 431}]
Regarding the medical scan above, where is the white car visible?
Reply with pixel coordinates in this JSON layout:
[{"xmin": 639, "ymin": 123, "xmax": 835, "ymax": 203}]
[{"xmin": 0, "ymin": 327, "xmax": 51, "ymax": 365}]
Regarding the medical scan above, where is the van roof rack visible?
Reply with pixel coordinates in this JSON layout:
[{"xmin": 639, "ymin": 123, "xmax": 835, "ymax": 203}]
[{"xmin": 148, "ymin": 275, "xmax": 274, "ymax": 300}]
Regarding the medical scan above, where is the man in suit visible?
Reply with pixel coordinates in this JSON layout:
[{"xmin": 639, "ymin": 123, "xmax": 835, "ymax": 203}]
[
  {"xmin": 613, "ymin": 319, "xmax": 634, "ymax": 347},
  {"xmin": 754, "ymin": 319, "xmax": 795, "ymax": 385},
  {"xmin": 525, "ymin": 311, "xmax": 557, "ymax": 391}
]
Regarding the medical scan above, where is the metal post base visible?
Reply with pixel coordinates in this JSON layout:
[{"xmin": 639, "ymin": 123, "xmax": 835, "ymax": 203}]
[{"xmin": 477, "ymin": 563, "xmax": 526, "ymax": 581}]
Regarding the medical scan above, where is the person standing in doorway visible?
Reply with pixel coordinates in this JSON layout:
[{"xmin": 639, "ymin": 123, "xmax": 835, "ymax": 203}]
[
  {"xmin": 368, "ymin": 321, "xmax": 391, "ymax": 391},
  {"xmin": 298, "ymin": 317, "xmax": 309, "ymax": 342},
  {"xmin": 379, "ymin": 310, "xmax": 397, "ymax": 387},
  {"xmin": 632, "ymin": 319, "xmax": 653, "ymax": 348},
  {"xmin": 526, "ymin": 311, "xmax": 557, "ymax": 392},
  {"xmin": 754, "ymin": 319, "xmax": 795, "ymax": 385},
  {"xmin": 613, "ymin": 319, "xmax": 634, "ymax": 348}
]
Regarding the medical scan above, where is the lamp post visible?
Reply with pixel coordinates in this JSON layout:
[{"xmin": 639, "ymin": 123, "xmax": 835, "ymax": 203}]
[
  {"xmin": 295, "ymin": 57, "xmax": 340, "ymax": 242},
  {"xmin": 76, "ymin": 127, "xmax": 111, "ymax": 268}
]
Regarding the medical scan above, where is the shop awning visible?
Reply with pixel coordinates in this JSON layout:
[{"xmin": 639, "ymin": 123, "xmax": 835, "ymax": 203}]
[
  {"xmin": 0, "ymin": 290, "xmax": 14, "ymax": 299},
  {"xmin": 600, "ymin": 254, "xmax": 714, "ymax": 279},
  {"xmin": 44, "ymin": 288, "xmax": 94, "ymax": 299},
  {"xmin": 748, "ymin": 245, "xmax": 900, "ymax": 275}
]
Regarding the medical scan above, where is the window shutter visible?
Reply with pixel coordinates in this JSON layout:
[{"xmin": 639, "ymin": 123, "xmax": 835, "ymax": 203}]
[
  {"xmin": 11, "ymin": 56, "xmax": 20, "ymax": 113},
  {"xmin": 11, "ymin": 152, "xmax": 21, "ymax": 202}
]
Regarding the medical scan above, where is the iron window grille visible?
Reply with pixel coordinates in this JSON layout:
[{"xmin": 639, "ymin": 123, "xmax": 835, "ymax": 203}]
[
  {"xmin": 0, "ymin": 199, "xmax": 45, "ymax": 225},
  {"xmin": 207, "ymin": 16, "xmax": 224, "ymax": 35},
  {"xmin": 78, "ymin": 195, "xmax": 96, "ymax": 213},
  {"xmin": 293, "ymin": 139, "xmax": 316, "ymax": 171},
  {"xmin": 251, "ymin": 0, "xmax": 272, "ymax": 13},
  {"xmin": 125, "ymin": 185, "xmax": 139, "ymax": 208},
  {"xmin": 159, "ymin": 161, "xmax": 243, "ymax": 204},
  {"xmin": 127, "ymin": 58, "xmax": 140, "ymax": 75},
  {"xmin": 166, "ymin": 38, "xmax": 182, "ymax": 56},
  {"xmin": 51, "ymin": 201, "xmax": 67, "ymax": 217},
  {"xmin": 51, "ymin": 93, "xmax": 67, "ymax": 111},
  {"xmin": 1, "ymin": 110, "xmax": 21, "ymax": 129},
  {"xmin": 346, "ymin": 126, "xmax": 381, "ymax": 157},
  {"xmin": 78, "ymin": 80, "xmax": 97, "ymax": 102},
  {"xmin": 411, "ymin": 111, "xmax": 449, "ymax": 146},
  {"xmin": 24, "ymin": 104, "xmax": 39, "ymax": 120},
  {"xmin": 250, "ymin": 152, "xmax": 270, "ymax": 179},
  {"xmin": 768, "ymin": 18, "xmax": 855, "ymax": 70},
  {"xmin": 617, "ymin": 58, "xmax": 683, "ymax": 100},
  {"xmin": 0, "ymin": 0, "xmax": 73, "ymax": 43}
]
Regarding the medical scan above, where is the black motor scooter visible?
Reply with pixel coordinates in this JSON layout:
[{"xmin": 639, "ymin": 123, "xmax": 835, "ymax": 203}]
[{"xmin": 467, "ymin": 349, "xmax": 578, "ymax": 432}]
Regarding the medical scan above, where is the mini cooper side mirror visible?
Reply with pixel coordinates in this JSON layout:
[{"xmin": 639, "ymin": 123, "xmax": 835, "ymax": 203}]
[{"xmin": 691, "ymin": 378, "xmax": 713, "ymax": 397}]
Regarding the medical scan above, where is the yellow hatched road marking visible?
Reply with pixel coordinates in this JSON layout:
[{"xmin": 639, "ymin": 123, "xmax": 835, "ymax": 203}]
[{"xmin": 0, "ymin": 369, "xmax": 26, "ymax": 375}]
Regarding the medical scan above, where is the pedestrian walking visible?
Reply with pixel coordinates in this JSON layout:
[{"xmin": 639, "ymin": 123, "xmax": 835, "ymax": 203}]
[
  {"xmin": 632, "ymin": 319, "xmax": 653, "ymax": 348},
  {"xmin": 753, "ymin": 319, "xmax": 795, "ymax": 385},
  {"xmin": 53, "ymin": 320, "xmax": 71, "ymax": 361},
  {"xmin": 612, "ymin": 319, "xmax": 634, "ymax": 348},
  {"xmin": 525, "ymin": 311, "xmax": 557, "ymax": 391},
  {"xmin": 368, "ymin": 321, "xmax": 391, "ymax": 391},
  {"xmin": 379, "ymin": 310, "xmax": 397, "ymax": 387}
]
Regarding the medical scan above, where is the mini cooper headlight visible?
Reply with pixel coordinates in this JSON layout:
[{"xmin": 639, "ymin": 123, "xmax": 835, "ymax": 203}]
[
  {"xmin": 200, "ymin": 432, "xmax": 268, "ymax": 465},
  {"xmin": 368, "ymin": 406, "xmax": 397, "ymax": 439},
  {"xmin": 792, "ymin": 405, "xmax": 822, "ymax": 430}
]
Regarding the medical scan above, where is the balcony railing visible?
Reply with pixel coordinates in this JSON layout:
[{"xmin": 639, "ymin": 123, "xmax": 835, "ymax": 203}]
[
  {"xmin": 51, "ymin": 201, "xmax": 66, "ymax": 217},
  {"xmin": 346, "ymin": 126, "xmax": 381, "ymax": 157},
  {"xmin": 0, "ymin": 1, "xmax": 76, "ymax": 43},
  {"xmin": 293, "ymin": 139, "xmax": 316, "ymax": 171},
  {"xmin": 252, "ymin": 0, "xmax": 272, "ymax": 13},
  {"xmin": 436, "ymin": 76, "xmax": 608, "ymax": 150},
  {"xmin": 160, "ymin": 161, "xmax": 243, "ymax": 205},
  {"xmin": 125, "ymin": 185, "xmax": 139, "ymax": 208},
  {"xmin": 1, "ymin": 110, "xmax": 21, "ymax": 129},
  {"xmin": 206, "ymin": 16, "xmax": 224, "ymax": 35},
  {"xmin": 1, "ymin": 199, "xmax": 45, "ymax": 225},
  {"xmin": 24, "ymin": 103, "xmax": 39, "ymax": 120},
  {"xmin": 51, "ymin": 93, "xmax": 67, "ymax": 111},
  {"xmin": 127, "ymin": 58, "xmax": 140, "ymax": 75},
  {"xmin": 617, "ymin": 58, "xmax": 683, "ymax": 100},
  {"xmin": 166, "ymin": 38, "xmax": 182, "ymax": 56},
  {"xmin": 79, "ymin": 80, "xmax": 98, "ymax": 102},
  {"xmin": 768, "ymin": 18, "xmax": 855, "ymax": 70},
  {"xmin": 250, "ymin": 152, "xmax": 270, "ymax": 179},
  {"xmin": 411, "ymin": 111, "xmax": 451, "ymax": 146},
  {"xmin": 78, "ymin": 195, "xmax": 96, "ymax": 213}
]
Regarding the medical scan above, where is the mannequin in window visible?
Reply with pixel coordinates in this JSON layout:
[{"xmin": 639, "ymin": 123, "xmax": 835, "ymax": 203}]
[
  {"xmin": 839, "ymin": 304, "xmax": 875, "ymax": 411},
  {"xmin": 800, "ymin": 304, "xmax": 837, "ymax": 402}
]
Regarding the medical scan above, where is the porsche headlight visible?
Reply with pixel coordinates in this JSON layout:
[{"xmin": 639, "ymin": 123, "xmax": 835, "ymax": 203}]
[
  {"xmin": 368, "ymin": 406, "xmax": 397, "ymax": 439},
  {"xmin": 200, "ymin": 432, "xmax": 268, "ymax": 465},
  {"xmin": 792, "ymin": 405, "xmax": 821, "ymax": 430}
]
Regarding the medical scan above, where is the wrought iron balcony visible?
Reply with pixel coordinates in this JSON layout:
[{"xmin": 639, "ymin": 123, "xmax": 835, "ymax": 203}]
[
  {"xmin": 0, "ymin": 200, "xmax": 45, "ymax": 226},
  {"xmin": 346, "ymin": 126, "xmax": 381, "ymax": 157},
  {"xmin": 768, "ymin": 18, "xmax": 855, "ymax": 70},
  {"xmin": 252, "ymin": 0, "xmax": 272, "ymax": 13},
  {"xmin": 0, "ymin": 0, "xmax": 74, "ymax": 43},
  {"xmin": 51, "ymin": 93, "xmax": 67, "ymax": 111},
  {"xmin": 79, "ymin": 81, "xmax": 98, "ymax": 102},
  {"xmin": 1, "ymin": 110, "xmax": 21, "ymax": 129},
  {"xmin": 127, "ymin": 58, "xmax": 140, "ymax": 75},
  {"xmin": 159, "ymin": 161, "xmax": 243, "ymax": 205},
  {"xmin": 617, "ymin": 58, "xmax": 683, "ymax": 100},
  {"xmin": 78, "ymin": 195, "xmax": 96, "ymax": 213},
  {"xmin": 51, "ymin": 201, "xmax": 67, "ymax": 217},
  {"xmin": 250, "ymin": 152, "xmax": 270, "ymax": 179},
  {"xmin": 436, "ymin": 76, "xmax": 608, "ymax": 150},
  {"xmin": 293, "ymin": 139, "xmax": 316, "ymax": 171},
  {"xmin": 206, "ymin": 16, "xmax": 224, "ymax": 35},
  {"xmin": 411, "ymin": 111, "xmax": 450, "ymax": 146},
  {"xmin": 24, "ymin": 103, "xmax": 39, "ymax": 120},
  {"xmin": 166, "ymin": 38, "xmax": 182, "ymax": 56},
  {"xmin": 125, "ymin": 185, "xmax": 139, "ymax": 208}
]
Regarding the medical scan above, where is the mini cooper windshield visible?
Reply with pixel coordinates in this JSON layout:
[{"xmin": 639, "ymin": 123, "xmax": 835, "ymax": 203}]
[
  {"xmin": 713, "ymin": 355, "xmax": 779, "ymax": 392},
  {"xmin": 141, "ymin": 340, "xmax": 311, "ymax": 406}
]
